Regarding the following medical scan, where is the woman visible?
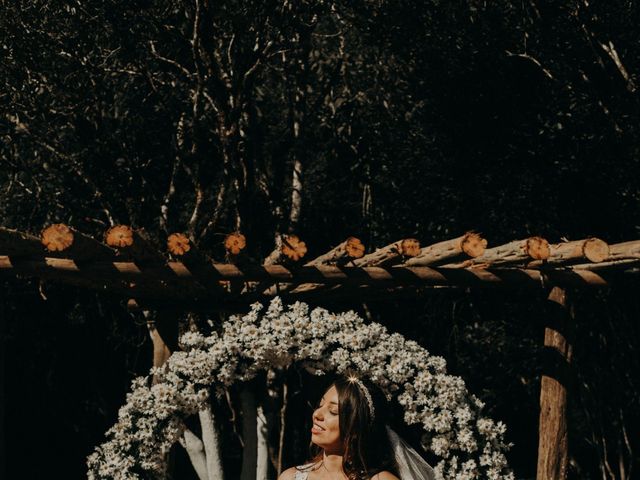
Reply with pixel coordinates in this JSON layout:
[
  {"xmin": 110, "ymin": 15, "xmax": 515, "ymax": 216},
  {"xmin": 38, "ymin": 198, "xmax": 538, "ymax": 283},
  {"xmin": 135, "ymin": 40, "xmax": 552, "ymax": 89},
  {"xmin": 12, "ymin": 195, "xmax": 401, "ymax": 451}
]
[{"xmin": 279, "ymin": 375, "xmax": 434, "ymax": 480}]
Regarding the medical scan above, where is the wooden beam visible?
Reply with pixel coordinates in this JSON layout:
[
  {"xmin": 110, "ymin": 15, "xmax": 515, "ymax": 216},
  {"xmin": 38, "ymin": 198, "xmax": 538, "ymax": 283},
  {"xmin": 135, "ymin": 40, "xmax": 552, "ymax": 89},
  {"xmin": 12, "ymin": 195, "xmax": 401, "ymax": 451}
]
[
  {"xmin": 105, "ymin": 225, "xmax": 165, "ymax": 264},
  {"xmin": 41, "ymin": 224, "xmax": 116, "ymax": 261},
  {"xmin": 448, "ymin": 237, "xmax": 550, "ymax": 268},
  {"xmin": 606, "ymin": 239, "xmax": 640, "ymax": 261},
  {"xmin": 305, "ymin": 237, "xmax": 365, "ymax": 266},
  {"xmin": 166, "ymin": 233, "xmax": 228, "ymax": 297},
  {"xmin": 570, "ymin": 258, "xmax": 640, "ymax": 271},
  {"xmin": 0, "ymin": 255, "xmax": 614, "ymax": 290},
  {"xmin": 263, "ymin": 234, "xmax": 308, "ymax": 265},
  {"xmin": 537, "ymin": 286, "xmax": 573, "ymax": 480},
  {"xmin": 403, "ymin": 232, "xmax": 486, "ymax": 267},
  {"xmin": 0, "ymin": 227, "xmax": 44, "ymax": 257},
  {"xmin": 533, "ymin": 238, "xmax": 609, "ymax": 266},
  {"xmin": 288, "ymin": 237, "xmax": 366, "ymax": 295},
  {"xmin": 353, "ymin": 238, "xmax": 420, "ymax": 267}
]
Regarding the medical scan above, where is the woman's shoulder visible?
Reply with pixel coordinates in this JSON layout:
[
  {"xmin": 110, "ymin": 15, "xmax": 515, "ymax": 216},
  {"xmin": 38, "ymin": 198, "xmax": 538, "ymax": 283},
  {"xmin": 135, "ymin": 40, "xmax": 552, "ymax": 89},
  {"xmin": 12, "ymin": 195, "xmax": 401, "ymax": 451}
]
[
  {"xmin": 371, "ymin": 471, "xmax": 400, "ymax": 480},
  {"xmin": 277, "ymin": 466, "xmax": 299, "ymax": 480},
  {"xmin": 278, "ymin": 463, "xmax": 318, "ymax": 480}
]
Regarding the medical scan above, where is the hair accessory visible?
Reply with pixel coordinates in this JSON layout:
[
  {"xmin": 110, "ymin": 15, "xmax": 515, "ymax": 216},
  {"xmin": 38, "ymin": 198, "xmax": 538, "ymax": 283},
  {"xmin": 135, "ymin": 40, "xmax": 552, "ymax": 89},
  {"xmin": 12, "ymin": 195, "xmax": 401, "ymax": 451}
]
[{"xmin": 347, "ymin": 374, "xmax": 375, "ymax": 421}]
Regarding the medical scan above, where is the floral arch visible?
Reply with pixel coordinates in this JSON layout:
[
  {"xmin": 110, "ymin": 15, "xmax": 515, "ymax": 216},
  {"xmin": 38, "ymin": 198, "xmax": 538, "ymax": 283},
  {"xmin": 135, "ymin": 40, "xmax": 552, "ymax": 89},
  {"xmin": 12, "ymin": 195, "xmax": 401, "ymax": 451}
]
[{"xmin": 88, "ymin": 298, "xmax": 513, "ymax": 479}]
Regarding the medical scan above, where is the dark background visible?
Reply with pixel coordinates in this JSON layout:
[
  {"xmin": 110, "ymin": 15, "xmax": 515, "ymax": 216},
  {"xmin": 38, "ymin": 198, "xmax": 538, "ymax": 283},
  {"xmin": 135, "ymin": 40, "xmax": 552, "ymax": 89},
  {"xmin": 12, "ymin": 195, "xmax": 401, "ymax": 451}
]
[{"xmin": 1, "ymin": 0, "xmax": 639, "ymax": 478}]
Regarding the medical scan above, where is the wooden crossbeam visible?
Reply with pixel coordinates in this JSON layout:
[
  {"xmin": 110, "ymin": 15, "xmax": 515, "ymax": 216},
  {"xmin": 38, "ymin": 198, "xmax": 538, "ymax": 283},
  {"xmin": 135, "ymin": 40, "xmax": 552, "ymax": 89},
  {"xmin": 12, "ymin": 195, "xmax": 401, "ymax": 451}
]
[
  {"xmin": 447, "ymin": 237, "xmax": 550, "ymax": 268},
  {"xmin": 0, "ymin": 227, "xmax": 44, "ymax": 257},
  {"xmin": 606, "ymin": 239, "xmax": 640, "ymax": 261},
  {"xmin": 105, "ymin": 225, "xmax": 165, "ymax": 264},
  {"xmin": 535, "ymin": 238, "xmax": 610, "ymax": 266},
  {"xmin": 0, "ymin": 255, "xmax": 613, "ymax": 289},
  {"xmin": 41, "ymin": 224, "xmax": 116, "ymax": 261},
  {"xmin": 305, "ymin": 237, "xmax": 365, "ymax": 266},
  {"xmin": 403, "ymin": 232, "xmax": 486, "ymax": 267},
  {"xmin": 166, "ymin": 233, "xmax": 227, "ymax": 296},
  {"xmin": 263, "ymin": 234, "xmax": 307, "ymax": 265},
  {"xmin": 353, "ymin": 238, "xmax": 420, "ymax": 267}
]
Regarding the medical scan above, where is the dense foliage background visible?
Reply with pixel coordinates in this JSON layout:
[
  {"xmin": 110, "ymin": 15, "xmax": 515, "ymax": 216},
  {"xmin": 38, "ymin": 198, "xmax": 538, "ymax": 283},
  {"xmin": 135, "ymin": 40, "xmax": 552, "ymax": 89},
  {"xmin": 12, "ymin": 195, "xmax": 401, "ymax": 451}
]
[{"xmin": 1, "ymin": 0, "xmax": 639, "ymax": 478}]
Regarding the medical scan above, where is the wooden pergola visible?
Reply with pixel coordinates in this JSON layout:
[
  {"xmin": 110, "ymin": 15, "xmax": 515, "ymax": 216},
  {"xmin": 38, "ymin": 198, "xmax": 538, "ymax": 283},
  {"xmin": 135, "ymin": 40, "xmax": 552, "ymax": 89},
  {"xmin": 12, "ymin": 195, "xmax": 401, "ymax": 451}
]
[{"xmin": 2, "ymin": 224, "xmax": 640, "ymax": 480}]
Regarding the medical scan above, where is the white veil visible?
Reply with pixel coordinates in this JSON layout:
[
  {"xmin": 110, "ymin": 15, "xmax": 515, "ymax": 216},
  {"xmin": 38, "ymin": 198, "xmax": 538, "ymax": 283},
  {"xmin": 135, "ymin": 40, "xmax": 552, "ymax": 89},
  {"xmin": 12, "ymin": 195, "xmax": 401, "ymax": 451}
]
[{"xmin": 386, "ymin": 427, "xmax": 436, "ymax": 480}]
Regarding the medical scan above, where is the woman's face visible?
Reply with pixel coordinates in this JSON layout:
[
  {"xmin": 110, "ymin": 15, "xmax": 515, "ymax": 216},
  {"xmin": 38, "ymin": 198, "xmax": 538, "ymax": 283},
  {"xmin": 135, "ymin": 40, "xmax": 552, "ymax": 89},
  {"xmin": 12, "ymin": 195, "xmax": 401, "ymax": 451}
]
[{"xmin": 311, "ymin": 385, "xmax": 342, "ymax": 453}]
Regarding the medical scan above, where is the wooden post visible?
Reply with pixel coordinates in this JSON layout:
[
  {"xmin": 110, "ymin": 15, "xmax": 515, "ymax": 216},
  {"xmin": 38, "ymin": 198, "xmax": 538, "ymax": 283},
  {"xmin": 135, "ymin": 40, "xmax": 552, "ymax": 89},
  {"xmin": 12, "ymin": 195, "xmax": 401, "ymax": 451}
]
[
  {"xmin": 537, "ymin": 286, "xmax": 573, "ymax": 480},
  {"xmin": 240, "ymin": 388, "xmax": 258, "ymax": 480},
  {"xmin": 0, "ymin": 297, "xmax": 5, "ymax": 480}
]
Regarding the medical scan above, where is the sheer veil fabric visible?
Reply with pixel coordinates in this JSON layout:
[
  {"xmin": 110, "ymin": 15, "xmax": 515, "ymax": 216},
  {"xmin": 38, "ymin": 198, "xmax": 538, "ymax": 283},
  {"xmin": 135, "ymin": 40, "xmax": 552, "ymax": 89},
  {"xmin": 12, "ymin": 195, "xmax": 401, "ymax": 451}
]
[
  {"xmin": 294, "ymin": 428, "xmax": 435, "ymax": 480},
  {"xmin": 387, "ymin": 427, "xmax": 436, "ymax": 480}
]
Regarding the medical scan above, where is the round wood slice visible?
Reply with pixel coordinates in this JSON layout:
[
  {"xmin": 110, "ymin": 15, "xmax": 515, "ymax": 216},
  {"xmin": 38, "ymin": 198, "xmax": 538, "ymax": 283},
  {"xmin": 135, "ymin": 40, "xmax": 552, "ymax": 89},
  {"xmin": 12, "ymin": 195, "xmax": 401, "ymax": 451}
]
[
  {"xmin": 461, "ymin": 232, "xmax": 487, "ymax": 257},
  {"xmin": 106, "ymin": 225, "xmax": 134, "ymax": 248},
  {"xmin": 399, "ymin": 238, "xmax": 421, "ymax": 257},
  {"xmin": 583, "ymin": 238, "xmax": 609, "ymax": 263},
  {"xmin": 282, "ymin": 235, "xmax": 307, "ymax": 261},
  {"xmin": 168, "ymin": 233, "xmax": 191, "ymax": 256},
  {"xmin": 224, "ymin": 232, "xmax": 246, "ymax": 255},
  {"xmin": 41, "ymin": 224, "xmax": 74, "ymax": 252},
  {"xmin": 344, "ymin": 237, "xmax": 365, "ymax": 259},
  {"xmin": 526, "ymin": 236, "xmax": 550, "ymax": 260}
]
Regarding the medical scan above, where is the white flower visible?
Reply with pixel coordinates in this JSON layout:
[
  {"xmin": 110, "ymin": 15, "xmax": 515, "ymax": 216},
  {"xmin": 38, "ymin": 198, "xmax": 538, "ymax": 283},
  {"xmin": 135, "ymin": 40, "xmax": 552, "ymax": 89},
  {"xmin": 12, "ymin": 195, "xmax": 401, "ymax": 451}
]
[{"xmin": 88, "ymin": 298, "xmax": 512, "ymax": 480}]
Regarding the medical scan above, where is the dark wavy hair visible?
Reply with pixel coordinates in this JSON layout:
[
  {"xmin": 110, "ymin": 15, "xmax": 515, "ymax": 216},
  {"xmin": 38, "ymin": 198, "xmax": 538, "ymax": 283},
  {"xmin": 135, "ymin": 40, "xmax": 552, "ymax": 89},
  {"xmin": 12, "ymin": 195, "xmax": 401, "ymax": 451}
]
[{"xmin": 306, "ymin": 375, "xmax": 399, "ymax": 480}]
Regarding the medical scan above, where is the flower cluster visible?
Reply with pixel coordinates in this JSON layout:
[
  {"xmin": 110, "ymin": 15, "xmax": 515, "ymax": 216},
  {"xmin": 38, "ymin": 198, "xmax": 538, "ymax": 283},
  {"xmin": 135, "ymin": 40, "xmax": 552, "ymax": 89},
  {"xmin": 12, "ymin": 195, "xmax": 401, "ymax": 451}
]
[{"xmin": 88, "ymin": 298, "xmax": 513, "ymax": 479}]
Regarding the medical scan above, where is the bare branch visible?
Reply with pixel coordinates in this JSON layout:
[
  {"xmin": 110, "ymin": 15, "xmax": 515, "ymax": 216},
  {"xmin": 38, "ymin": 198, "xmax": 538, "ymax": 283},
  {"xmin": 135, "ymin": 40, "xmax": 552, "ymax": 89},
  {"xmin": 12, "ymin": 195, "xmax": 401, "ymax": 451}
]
[
  {"xmin": 598, "ymin": 40, "xmax": 636, "ymax": 92},
  {"xmin": 149, "ymin": 41, "xmax": 193, "ymax": 78},
  {"xmin": 505, "ymin": 50, "xmax": 555, "ymax": 80}
]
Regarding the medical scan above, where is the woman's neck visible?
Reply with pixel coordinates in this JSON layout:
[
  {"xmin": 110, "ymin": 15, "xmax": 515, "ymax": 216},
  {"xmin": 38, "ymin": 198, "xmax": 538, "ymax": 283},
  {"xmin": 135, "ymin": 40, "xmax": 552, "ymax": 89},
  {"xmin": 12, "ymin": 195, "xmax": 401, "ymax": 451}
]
[{"xmin": 321, "ymin": 450, "xmax": 344, "ymax": 474}]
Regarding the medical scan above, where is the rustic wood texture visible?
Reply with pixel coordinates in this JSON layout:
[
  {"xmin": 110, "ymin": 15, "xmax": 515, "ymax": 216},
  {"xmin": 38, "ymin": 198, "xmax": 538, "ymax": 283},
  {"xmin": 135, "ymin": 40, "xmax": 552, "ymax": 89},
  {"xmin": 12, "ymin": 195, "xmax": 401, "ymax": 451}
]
[
  {"xmin": 105, "ymin": 225, "xmax": 134, "ymax": 248},
  {"xmin": 537, "ymin": 286, "xmax": 573, "ymax": 480},
  {"xmin": 403, "ymin": 232, "xmax": 486, "ymax": 266},
  {"xmin": 606, "ymin": 239, "xmax": 640, "ymax": 261},
  {"xmin": 41, "ymin": 224, "xmax": 116, "ymax": 261},
  {"xmin": 542, "ymin": 238, "xmax": 610, "ymax": 265},
  {"xmin": 570, "ymin": 258, "xmax": 640, "ymax": 271},
  {"xmin": 41, "ymin": 224, "xmax": 73, "ymax": 251},
  {"xmin": 449, "ymin": 237, "xmax": 550, "ymax": 268},
  {"xmin": 4, "ymin": 225, "xmax": 640, "ymax": 308},
  {"xmin": 0, "ymin": 227, "xmax": 44, "ymax": 257},
  {"xmin": 166, "ymin": 234, "xmax": 229, "ymax": 297},
  {"xmin": 264, "ymin": 234, "xmax": 307, "ymax": 265},
  {"xmin": 224, "ymin": 232, "xmax": 247, "ymax": 256},
  {"xmin": 292, "ymin": 237, "xmax": 366, "ymax": 295},
  {"xmin": 353, "ymin": 238, "xmax": 420, "ymax": 267},
  {"xmin": 105, "ymin": 225, "xmax": 165, "ymax": 264},
  {"xmin": 305, "ymin": 237, "xmax": 365, "ymax": 266},
  {"xmin": 167, "ymin": 233, "xmax": 191, "ymax": 256},
  {"xmin": 0, "ymin": 255, "xmax": 613, "ymax": 289}
]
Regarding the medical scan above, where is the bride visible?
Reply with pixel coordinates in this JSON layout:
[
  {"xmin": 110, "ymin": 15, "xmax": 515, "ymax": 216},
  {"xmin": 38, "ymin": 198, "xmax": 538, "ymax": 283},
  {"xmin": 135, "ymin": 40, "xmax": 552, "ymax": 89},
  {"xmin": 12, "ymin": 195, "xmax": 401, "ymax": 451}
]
[{"xmin": 278, "ymin": 375, "xmax": 435, "ymax": 480}]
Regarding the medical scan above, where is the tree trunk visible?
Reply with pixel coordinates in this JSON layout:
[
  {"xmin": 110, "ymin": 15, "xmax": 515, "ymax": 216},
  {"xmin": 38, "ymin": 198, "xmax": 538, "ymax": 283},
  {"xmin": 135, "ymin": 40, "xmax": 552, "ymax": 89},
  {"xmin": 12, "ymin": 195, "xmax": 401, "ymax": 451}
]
[
  {"xmin": 537, "ymin": 286, "xmax": 573, "ymax": 480},
  {"xmin": 256, "ymin": 405, "xmax": 269, "ymax": 480},
  {"xmin": 199, "ymin": 406, "xmax": 225, "ymax": 480},
  {"xmin": 180, "ymin": 428, "xmax": 209, "ymax": 480}
]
